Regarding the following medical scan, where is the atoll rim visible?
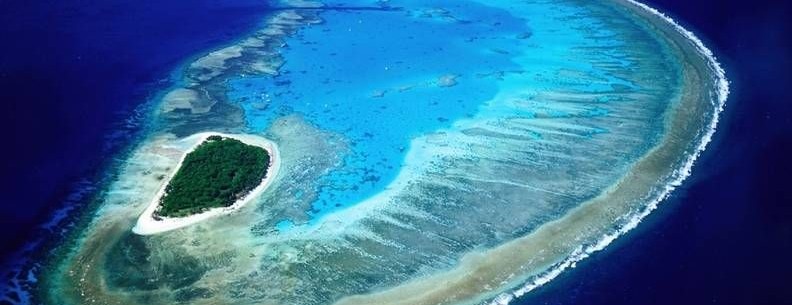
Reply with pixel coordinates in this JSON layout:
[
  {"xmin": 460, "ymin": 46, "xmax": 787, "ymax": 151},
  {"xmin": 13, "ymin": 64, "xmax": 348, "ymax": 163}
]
[{"xmin": 3, "ymin": 0, "xmax": 729, "ymax": 304}]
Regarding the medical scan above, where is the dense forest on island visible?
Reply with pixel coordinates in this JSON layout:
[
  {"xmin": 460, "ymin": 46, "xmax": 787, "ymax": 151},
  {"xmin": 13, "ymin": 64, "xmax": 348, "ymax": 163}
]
[{"xmin": 158, "ymin": 135, "xmax": 270, "ymax": 217}]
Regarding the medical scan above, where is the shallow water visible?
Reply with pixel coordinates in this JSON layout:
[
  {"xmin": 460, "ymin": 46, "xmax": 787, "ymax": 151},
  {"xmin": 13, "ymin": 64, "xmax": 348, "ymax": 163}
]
[
  {"xmin": 21, "ymin": 0, "xmax": 725, "ymax": 304},
  {"xmin": 230, "ymin": 0, "xmax": 671, "ymax": 229}
]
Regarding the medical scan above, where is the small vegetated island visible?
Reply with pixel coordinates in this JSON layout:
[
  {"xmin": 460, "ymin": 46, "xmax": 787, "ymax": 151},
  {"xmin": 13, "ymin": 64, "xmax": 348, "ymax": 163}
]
[
  {"xmin": 157, "ymin": 135, "xmax": 270, "ymax": 218},
  {"xmin": 132, "ymin": 133, "xmax": 279, "ymax": 235}
]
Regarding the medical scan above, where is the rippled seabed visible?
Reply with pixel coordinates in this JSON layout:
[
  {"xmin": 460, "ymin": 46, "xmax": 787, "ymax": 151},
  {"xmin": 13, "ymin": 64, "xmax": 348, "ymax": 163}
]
[{"xmin": 29, "ymin": 0, "xmax": 726, "ymax": 304}]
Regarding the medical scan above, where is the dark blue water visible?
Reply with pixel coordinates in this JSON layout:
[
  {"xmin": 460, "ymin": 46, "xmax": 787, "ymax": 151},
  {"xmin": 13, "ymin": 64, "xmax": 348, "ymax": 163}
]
[
  {"xmin": 0, "ymin": 0, "xmax": 274, "ymax": 262},
  {"xmin": 516, "ymin": 0, "xmax": 792, "ymax": 304}
]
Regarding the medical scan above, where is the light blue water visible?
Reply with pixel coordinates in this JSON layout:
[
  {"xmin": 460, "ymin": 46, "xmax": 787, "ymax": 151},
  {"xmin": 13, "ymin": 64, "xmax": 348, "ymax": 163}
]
[{"xmin": 229, "ymin": 1, "xmax": 533, "ymax": 222}]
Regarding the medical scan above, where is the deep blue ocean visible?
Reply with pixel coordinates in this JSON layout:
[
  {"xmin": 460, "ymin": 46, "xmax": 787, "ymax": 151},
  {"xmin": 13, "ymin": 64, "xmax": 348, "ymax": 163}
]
[
  {"xmin": 0, "ymin": 0, "xmax": 273, "ymax": 261},
  {"xmin": 1, "ymin": 0, "xmax": 790, "ymax": 304}
]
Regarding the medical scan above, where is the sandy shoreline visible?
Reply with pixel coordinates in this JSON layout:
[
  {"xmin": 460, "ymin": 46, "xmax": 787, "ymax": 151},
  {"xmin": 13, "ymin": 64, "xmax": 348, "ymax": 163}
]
[{"xmin": 132, "ymin": 132, "xmax": 281, "ymax": 235}]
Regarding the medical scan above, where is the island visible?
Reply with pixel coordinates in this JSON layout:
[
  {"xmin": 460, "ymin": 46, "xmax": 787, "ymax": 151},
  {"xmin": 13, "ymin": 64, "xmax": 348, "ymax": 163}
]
[
  {"xmin": 132, "ymin": 132, "xmax": 280, "ymax": 235},
  {"xmin": 158, "ymin": 135, "xmax": 269, "ymax": 217}
]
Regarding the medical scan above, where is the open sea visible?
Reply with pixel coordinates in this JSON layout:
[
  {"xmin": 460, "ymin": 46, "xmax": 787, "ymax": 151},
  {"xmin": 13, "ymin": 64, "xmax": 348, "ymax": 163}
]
[
  {"xmin": 1, "ymin": 0, "xmax": 790, "ymax": 304},
  {"xmin": 0, "ymin": 0, "xmax": 273, "ymax": 261}
]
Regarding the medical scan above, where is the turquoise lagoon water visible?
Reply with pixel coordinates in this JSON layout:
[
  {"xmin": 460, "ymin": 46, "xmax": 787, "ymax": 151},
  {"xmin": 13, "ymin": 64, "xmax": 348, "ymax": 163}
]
[{"xmin": 229, "ymin": 0, "xmax": 669, "ymax": 228}]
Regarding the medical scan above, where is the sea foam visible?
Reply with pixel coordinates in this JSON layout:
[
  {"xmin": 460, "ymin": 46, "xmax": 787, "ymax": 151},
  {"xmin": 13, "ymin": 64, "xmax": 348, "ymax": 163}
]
[{"xmin": 487, "ymin": 1, "xmax": 729, "ymax": 304}]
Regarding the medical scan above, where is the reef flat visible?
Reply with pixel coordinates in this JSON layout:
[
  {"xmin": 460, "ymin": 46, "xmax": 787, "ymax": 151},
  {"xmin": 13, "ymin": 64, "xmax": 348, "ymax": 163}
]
[{"xmin": 29, "ymin": 0, "xmax": 727, "ymax": 304}]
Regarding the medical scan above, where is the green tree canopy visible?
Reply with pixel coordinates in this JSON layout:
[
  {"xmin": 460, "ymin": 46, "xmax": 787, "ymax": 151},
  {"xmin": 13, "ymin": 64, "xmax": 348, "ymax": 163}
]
[{"xmin": 157, "ymin": 136, "xmax": 270, "ymax": 217}]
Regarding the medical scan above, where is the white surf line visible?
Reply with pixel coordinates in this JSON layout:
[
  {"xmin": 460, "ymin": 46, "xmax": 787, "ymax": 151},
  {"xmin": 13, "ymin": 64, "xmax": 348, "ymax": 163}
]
[
  {"xmin": 132, "ymin": 132, "xmax": 281, "ymax": 235},
  {"xmin": 487, "ymin": 0, "xmax": 730, "ymax": 304}
]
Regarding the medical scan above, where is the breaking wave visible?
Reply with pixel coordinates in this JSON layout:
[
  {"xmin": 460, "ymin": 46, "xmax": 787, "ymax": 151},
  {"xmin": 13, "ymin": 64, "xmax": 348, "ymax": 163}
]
[{"xmin": 488, "ymin": 1, "xmax": 729, "ymax": 304}]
